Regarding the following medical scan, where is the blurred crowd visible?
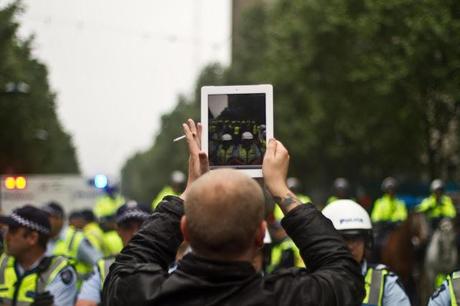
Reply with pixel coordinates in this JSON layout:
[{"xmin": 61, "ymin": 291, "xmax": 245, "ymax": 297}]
[{"xmin": 0, "ymin": 168, "xmax": 459, "ymax": 306}]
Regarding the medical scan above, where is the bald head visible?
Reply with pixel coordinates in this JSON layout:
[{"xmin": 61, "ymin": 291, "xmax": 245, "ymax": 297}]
[{"xmin": 184, "ymin": 169, "xmax": 265, "ymax": 258}]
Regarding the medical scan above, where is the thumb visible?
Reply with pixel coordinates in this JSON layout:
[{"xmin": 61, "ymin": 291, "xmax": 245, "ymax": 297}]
[{"xmin": 265, "ymin": 138, "xmax": 277, "ymax": 158}]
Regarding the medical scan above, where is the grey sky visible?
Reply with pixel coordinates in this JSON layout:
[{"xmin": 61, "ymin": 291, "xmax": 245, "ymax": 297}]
[{"xmin": 17, "ymin": 0, "xmax": 231, "ymax": 177}]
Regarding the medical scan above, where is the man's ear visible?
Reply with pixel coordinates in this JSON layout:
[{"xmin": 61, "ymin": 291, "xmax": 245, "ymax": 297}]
[
  {"xmin": 180, "ymin": 216, "xmax": 190, "ymax": 242},
  {"xmin": 255, "ymin": 220, "xmax": 267, "ymax": 249},
  {"xmin": 25, "ymin": 231, "xmax": 39, "ymax": 247}
]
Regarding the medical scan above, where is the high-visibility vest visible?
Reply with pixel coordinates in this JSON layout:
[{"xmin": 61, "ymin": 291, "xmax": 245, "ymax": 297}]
[
  {"xmin": 96, "ymin": 257, "xmax": 115, "ymax": 288},
  {"xmin": 151, "ymin": 186, "xmax": 179, "ymax": 211},
  {"xmin": 447, "ymin": 271, "xmax": 460, "ymax": 306},
  {"xmin": 93, "ymin": 195, "xmax": 125, "ymax": 219},
  {"xmin": 52, "ymin": 226, "xmax": 92, "ymax": 280},
  {"xmin": 371, "ymin": 194, "xmax": 407, "ymax": 223},
  {"xmin": 0, "ymin": 254, "xmax": 70, "ymax": 306},
  {"xmin": 267, "ymin": 238, "xmax": 305, "ymax": 273},
  {"xmin": 102, "ymin": 231, "xmax": 123, "ymax": 256},
  {"xmin": 83, "ymin": 222, "xmax": 106, "ymax": 255},
  {"xmin": 416, "ymin": 194, "xmax": 456, "ymax": 219},
  {"xmin": 363, "ymin": 267, "xmax": 388, "ymax": 306}
]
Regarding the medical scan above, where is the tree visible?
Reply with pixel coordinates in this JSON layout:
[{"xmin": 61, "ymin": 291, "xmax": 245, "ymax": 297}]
[
  {"xmin": 0, "ymin": 2, "xmax": 79, "ymax": 174},
  {"xmin": 122, "ymin": 0, "xmax": 460, "ymax": 203},
  {"xmin": 121, "ymin": 64, "xmax": 225, "ymax": 203}
]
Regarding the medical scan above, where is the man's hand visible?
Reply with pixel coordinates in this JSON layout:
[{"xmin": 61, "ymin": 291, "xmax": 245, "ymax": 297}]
[
  {"xmin": 262, "ymin": 139, "xmax": 300, "ymax": 214},
  {"xmin": 181, "ymin": 119, "xmax": 209, "ymax": 199}
]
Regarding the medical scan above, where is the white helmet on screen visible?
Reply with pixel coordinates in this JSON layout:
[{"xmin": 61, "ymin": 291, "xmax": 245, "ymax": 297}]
[
  {"xmin": 322, "ymin": 199, "xmax": 372, "ymax": 231},
  {"xmin": 241, "ymin": 131, "xmax": 254, "ymax": 140},
  {"xmin": 221, "ymin": 133, "xmax": 232, "ymax": 141}
]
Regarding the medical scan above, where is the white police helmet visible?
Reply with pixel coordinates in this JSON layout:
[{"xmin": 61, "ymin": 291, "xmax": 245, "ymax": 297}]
[
  {"xmin": 322, "ymin": 199, "xmax": 372, "ymax": 231},
  {"xmin": 241, "ymin": 131, "xmax": 254, "ymax": 140},
  {"xmin": 221, "ymin": 133, "xmax": 232, "ymax": 141},
  {"xmin": 381, "ymin": 177, "xmax": 397, "ymax": 192},
  {"xmin": 431, "ymin": 179, "xmax": 444, "ymax": 192}
]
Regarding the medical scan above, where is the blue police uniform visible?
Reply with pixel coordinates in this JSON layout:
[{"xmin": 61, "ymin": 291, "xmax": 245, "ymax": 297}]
[
  {"xmin": 428, "ymin": 280, "xmax": 451, "ymax": 306},
  {"xmin": 361, "ymin": 261, "xmax": 410, "ymax": 306},
  {"xmin": 77, "ymin": 265, "xmax": 103, "ymax": 303}
]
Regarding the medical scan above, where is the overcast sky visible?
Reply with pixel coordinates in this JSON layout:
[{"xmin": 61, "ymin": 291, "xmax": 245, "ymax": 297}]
[{"xmin": 17, "ymin": 0, "xmax": 231, "ymax": 178}]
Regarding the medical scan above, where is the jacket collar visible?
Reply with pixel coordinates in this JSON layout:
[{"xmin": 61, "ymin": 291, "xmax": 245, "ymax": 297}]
[{"xmin": 177, "ymin": 253, "xmax": 258, "ymax": 282}]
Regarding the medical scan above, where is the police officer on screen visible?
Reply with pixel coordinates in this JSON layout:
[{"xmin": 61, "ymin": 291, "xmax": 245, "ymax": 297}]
[{"xmin": 0, "ymin": 205, "xmax": 77, "ymax": 306}]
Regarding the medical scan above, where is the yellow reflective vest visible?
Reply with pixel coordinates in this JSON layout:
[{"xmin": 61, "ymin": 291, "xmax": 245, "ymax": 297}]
[
  {"xmin": 83, "ymin": 222, "xmax": 106, "ymax": 255},
  {"xmin": 363, "ymin": 267, "xmax": 388, "ymax": 306},
  {"xmin": 51, "ymin": 226, "xmax": 92, "ymax": 280},
  {"xmin": 416, "ymin": 194, "xmax": 456, "ymax": 219},
  {"xmin": 371, "ymin": 194, "xmax": 407, "ymax": 223},
  {"xmin": 96, "ymin": 257, "xmax": 115, "ymax": 288},
  {"xmin": 94, "ymin": 195, "xmax": 125, "ymax": 219},
  {"xmin": 151, "ymin": 186, "xmax": 179, "ymax": 211},
  {"xmin": 266, "ymin": 238, "xmax": 305, "ymax": 273},
  {"xmin": 102, "ymin": 231, "xmax": 123, "ymax": 256},
  {"xmin": 0, "ymin": 254, "xmax": 70, "ymax": 306},
  {"xmin": 447, "ymin": 271, "xmax": 460, "ymax": 306}
]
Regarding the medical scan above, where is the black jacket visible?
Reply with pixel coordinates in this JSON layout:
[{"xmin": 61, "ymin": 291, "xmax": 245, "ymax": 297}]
[{"xmin": 102, "ymin": 196, "xmax": 364, "ymax": 306}]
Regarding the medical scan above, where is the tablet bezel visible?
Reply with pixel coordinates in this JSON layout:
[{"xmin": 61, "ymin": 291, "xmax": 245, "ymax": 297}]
[{"xmin": 201, "ymin": 84, "xmax": 274, "ymax": 178}]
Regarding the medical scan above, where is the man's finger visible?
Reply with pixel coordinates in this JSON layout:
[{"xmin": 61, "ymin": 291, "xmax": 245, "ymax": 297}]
[
  {"xmin": 183, "ymin": 123, "xmax": 198, "ymax": 154},
  {"xmin": 198, "ymin": 151, "xmax": 209, "ymax": 173},
  {"xmin": 197, "ymin": 122, "xmax": 202, "ymax": 138},
  {"xmin": 188, "ymin": 118, "xmax": 197, "ymax": 137}
]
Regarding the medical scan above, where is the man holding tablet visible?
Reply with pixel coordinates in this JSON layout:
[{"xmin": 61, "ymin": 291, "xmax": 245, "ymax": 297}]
[{"xmin": 103, "ymin": 117, "xmax": 364, "ymax": 305}]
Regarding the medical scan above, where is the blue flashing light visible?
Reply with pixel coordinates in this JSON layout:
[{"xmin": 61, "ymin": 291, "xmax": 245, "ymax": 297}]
[{"xmin": 94, "ymin": 175, "xmax": 108, "ymax": 189}]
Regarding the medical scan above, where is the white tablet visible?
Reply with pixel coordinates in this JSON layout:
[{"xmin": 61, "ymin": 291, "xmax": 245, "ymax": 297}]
[{"xmin": 201, "ymin": 84, "xmax": 274, "ymax": 177}]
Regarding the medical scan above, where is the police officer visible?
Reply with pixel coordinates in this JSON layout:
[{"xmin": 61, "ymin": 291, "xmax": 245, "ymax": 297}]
[
  {"xmin": 371, "ymin": 177, "xmax": 407, "ymax": 224},
  {"xmin": 326, "ymin": 177, "xmax": 352, "ymax": 204},
  {"xmin": 43, "ymin": 202, "xmax": 102, "ymax": 281},
  {"xmin": 76, "ymin": 201, "xmax": 150, "ymax": 306},
  {"xmin": 216, "ymin": 133, "xmax": 236, "ymax": 165},
  {"xmin": 93, "ymin": 185, "xmax": 125, "ymax": 221},
  {"xmin": 416, "ymin": 179, "xmax": 456, "ymax": 229},
  {"xmin": 322, "ymin": 200, "xmax": 410, "ymax": 306},
  {"xmin": 239, "ymin": 131, "xmax": 262, "ymax": 165},
  {"xmin": 151, "ymin": 171, "xmax": 186, "ymax": 211},
  {"xmin": 428, "ymin": 271, "xmax": 460, "ymax": 305},
  {"xmin": 80, "ymin": 209, "xmax": 106, "ymax": 255},
  {"xmin": 371, "ymin": 177, "xmax": 408, "ymax": 261},
  {"xmin": 0, "ymin": 205, "xmax": 77, "ymax": 305}
]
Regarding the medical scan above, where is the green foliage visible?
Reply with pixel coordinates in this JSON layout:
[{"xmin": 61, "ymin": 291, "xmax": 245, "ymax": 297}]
[
  {"xmin": 0, "ymin": 2, "xmax": 79, "ymax": 174},
  {"xmin": 121, "ymin": 64, "xmax": 226, "ymax": 203},
  {"xmin": 122, "ymin": 0, "xmax": 460, "ymax": 202}
]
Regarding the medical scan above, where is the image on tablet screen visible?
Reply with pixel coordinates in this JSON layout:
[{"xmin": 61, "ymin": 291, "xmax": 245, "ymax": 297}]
[{"xmin": 208, "ymin": 93, "xmax": 266, "ymax": 169}]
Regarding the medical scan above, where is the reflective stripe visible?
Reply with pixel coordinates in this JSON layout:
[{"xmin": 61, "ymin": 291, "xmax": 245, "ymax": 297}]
[
  {"xmin": 0, "ymin": 254, "xmax": 9, "ymax": 284},
  {"xmin": 363, "ymin": 267, "xmax": 387, "ymax": 306},
  {"xmin": 97, "ymin": 257, "xmax": 115, "ymax": 288},
  {"xmin": 36, "ymin": 256, "xmax": 69, "ymax": 293},
  {"xmin": 449, "ymin": 272, "xmax": 460, "ymax": 306}
]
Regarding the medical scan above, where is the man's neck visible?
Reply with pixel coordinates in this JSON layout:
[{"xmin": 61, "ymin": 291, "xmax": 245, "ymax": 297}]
[{"xmin": 16, "ymin": 248, "xmax": 46, "ymax": 271}]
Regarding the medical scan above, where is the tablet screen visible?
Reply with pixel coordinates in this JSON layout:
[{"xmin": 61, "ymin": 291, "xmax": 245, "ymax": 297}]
[{"xmin": 208, "ymin": 93, "xmax": 266, "ymax": 169}]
